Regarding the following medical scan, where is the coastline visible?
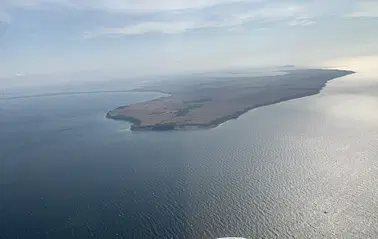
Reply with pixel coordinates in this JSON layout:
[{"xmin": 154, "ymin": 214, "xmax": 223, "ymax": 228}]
[{"xmin": 106, "ymin": 70, "xmax": 355, "ymax": 132}]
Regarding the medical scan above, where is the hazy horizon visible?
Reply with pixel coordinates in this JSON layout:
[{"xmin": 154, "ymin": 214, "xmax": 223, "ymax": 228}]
[{"xmin": 0, "ymin": 0, "xmax": 377, "ymax": 86}]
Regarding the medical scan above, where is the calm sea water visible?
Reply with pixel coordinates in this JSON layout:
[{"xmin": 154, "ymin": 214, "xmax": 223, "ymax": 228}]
[{"xmin": 1, "ymin": 69, "xmax": 378, "ymax": 238}]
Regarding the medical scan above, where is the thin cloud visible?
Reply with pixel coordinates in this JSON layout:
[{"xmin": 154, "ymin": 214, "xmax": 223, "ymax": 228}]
[
  {"xmin": 84, "ymin": 21, "xmax": 230, "ymax": 38},
  {"xmin": 0, "ymin": 12, "xmax": 11, "ymax": 38},
  {"xmin": 0, "ymin": 11, "xmax": 11, "ymax": 23},
  {"xmin": 234, "ymin": 5, "xmax": 303, "ymax": 22},
  {"xmin": 288, "ymin": 16, "xmax": 315, "ymax": 27},
  {"xmin": 6, "ymin": 0, "xmax": 252, "ymax": 12},
  {"xmin": 84, "ymin": 22, "xmax": 197, "ymax": 38},
  {"xmin": 4, "ymin": 0, "xmax": 76, "ymax": 9},
  {"xmin": 84, "ymin": 4, "xmax": 311, "ymax": 38},
  {"xmin": 346, "ymin": 1, "xmax": 378, "ymax": 18}
]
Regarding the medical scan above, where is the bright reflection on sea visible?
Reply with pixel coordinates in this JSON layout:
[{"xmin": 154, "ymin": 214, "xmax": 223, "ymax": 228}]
[
  {"xmin": 0, "ymin": 55, "xmax": 377, "ymax": 238},
  {"xmin": 318, "ymin": 56, "xmax": 378, "ymax": 124}
]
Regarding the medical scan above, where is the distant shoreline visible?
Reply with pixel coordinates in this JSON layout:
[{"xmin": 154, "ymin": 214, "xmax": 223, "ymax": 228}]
[{"xmin": 106, "ymin": 69, "xmax": 355, "ymax": 131}]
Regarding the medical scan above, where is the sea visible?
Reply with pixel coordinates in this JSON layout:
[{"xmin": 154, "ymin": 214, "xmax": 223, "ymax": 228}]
[{"xmin": 1, "ymin": 60, "xmax": 378, "ymax": 238}]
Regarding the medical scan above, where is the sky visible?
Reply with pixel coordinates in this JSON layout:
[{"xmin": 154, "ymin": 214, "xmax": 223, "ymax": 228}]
[{"xmin": 0, "ymin": 0, "xmax": 377, "ymax": 85}]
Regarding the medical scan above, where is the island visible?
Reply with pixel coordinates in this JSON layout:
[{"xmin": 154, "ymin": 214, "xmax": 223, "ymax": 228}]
[{"xmin": 106, "ymin": 69, "xmax": 354, "ymax": 131}]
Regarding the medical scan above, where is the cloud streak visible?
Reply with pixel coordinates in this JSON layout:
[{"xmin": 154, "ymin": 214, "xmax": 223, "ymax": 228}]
[
  {"xmin": 84, "ymin": 3, "xmax": 313, "ymax": 38},
  {"xmin": 346, "ymin": 1, "xmax": 378, "ymax": 18},
  {"xmin": 288, "ymin": 16, "xmax": 315, "ymax": 27},
  {"xmin": 5, "ymin": 0, "xmax": 251, "ymax": 12},
  {"xmin": 84, "ymin": 22, "xmax": 197, "ymax": 38}
]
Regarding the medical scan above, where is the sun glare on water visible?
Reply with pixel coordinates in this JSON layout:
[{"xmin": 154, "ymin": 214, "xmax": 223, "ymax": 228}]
[{"xmin": 217, "ymin": 238, "xmax": 248, "ymax": 239}]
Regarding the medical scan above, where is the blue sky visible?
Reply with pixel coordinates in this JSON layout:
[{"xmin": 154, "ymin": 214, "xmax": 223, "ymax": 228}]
[{"xmin": 0, "ymin": 0, "xmax": 377, "ymax": 82}]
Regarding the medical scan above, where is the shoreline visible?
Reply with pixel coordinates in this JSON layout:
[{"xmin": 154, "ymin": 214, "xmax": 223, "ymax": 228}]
[{"xmin": 106, "ymin": 69, "xmax": 355, "ymax": 132}]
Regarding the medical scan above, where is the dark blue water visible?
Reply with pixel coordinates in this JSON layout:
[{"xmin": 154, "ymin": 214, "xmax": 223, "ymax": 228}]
[{"xmin": 1, "ymin": 69, "xmax": 378, "ymax": 238}]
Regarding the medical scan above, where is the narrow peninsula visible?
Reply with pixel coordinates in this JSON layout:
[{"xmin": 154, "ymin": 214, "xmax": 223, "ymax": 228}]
[{"xmin": 106, "ymin": 69, "xmax": 354, "ymax": 131}]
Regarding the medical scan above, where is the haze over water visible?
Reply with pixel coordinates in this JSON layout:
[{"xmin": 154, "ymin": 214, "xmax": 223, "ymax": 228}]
[{"xmin": 1, "ymin": 57, "xmax": 378, "ymax": 238}]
